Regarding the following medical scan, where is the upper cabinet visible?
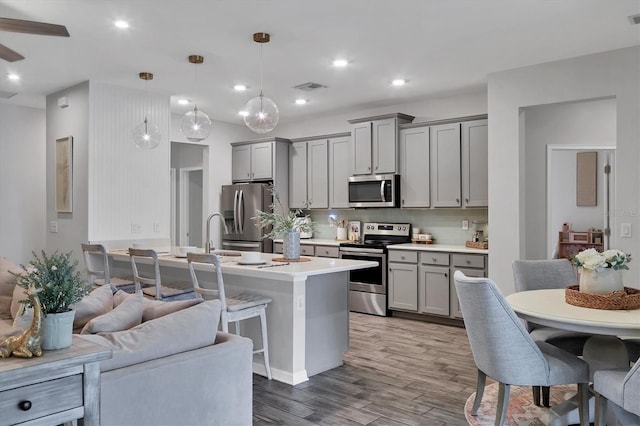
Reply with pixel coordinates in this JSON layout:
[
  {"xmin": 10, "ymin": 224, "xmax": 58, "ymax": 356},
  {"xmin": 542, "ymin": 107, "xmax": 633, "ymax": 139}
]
[
  {"xmin": 289, "ymin": 138, "xmax": 329, "ymax": 209},
  {"xmin": 461, "ymin": 119, "xmax": 488, "ymax": 207},
  {"xmin": 399, "ymin": 126, "xmax": 430, "ymax": 208},
  {"xmin": 348, "ymin": 113, "xmax": 414, "ymax": 176},
  {"xmin": 231, "ymin": 138, "xmax": 290, "ymax": 183},
  {"xmin": 328, "ymin": 135, "xmax": 351, "ymax": 208},
  {"xmin": 430, "ymin": 123, "xmax": 462, "ymax": 207}
]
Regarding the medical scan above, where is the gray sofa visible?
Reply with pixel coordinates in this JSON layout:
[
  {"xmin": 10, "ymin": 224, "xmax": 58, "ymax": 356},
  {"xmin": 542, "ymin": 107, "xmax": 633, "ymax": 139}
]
[{"xmin": 0, "ymin": 257, "xmax": 253, "ymax": 426}]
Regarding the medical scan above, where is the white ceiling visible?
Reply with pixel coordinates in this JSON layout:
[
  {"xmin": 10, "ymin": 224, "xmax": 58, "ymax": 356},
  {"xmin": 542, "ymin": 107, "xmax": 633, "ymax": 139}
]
[{"xmin": 0, "ymin": 0, "xmax": 638, "ymax": 126}]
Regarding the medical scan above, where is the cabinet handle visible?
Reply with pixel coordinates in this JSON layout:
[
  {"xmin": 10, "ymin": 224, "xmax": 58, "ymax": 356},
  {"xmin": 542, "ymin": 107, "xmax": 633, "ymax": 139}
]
[
  {"xmin": 375, "ymin": 166, "xmax": 378, "ymax": 170},
  {"xmin": 432, "ymin": 257, "xmax": 437, "ymax": 262},
  {"xmin": 465, "ymin": 198, "xmax": 469, "ymax": 203},
  {"xmin": 18, "ymin": 400, "xmax": 32, "ymax": 411},
  {"xmin": 252, "ymin": 173, "xmax": 255, "ymax": 178},
  {"xmin": 444, "ymin": 273, "xmax": 448, "ymax": 278},
  {"xmin": 402, "ymin": 199, "xmax": 405, "ymax": 205},
  {"xmin": 389, "ymin": 268, "xmax": 392, "ymax": 272},
  {"xmin": 247, "ymin": 173, "xmax": 250, "ymax": 177},
  {"xmin": 456, "ymin": 198, "xmax": 460, "ymax": 203},
  {"xmin": 367, "ymin": 166, "xmax": 371, "ymax": 171}
]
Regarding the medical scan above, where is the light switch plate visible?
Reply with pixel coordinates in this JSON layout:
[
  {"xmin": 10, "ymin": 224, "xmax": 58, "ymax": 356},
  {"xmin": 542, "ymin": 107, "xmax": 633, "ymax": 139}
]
[
  {"xmin": 49, "ymin": 221, "xmax": 58, "ymax": 233},
  {"xmin": 462, "ymin": 220, "xmax": 469, "ymax": 230},
  {"xmin": 620, "ymin": 223, "xmax": 632, "ymax": 238}
]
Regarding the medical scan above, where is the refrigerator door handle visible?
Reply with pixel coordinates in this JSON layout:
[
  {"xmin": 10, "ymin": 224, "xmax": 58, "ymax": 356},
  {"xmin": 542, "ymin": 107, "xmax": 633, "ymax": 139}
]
[
  {"xmin": 233, "ymin": 190, "xmax": 239, "ymax": 234},
  {"xmin": 238, "ymin": 190, "xmax": 245, "ymax": 234}
]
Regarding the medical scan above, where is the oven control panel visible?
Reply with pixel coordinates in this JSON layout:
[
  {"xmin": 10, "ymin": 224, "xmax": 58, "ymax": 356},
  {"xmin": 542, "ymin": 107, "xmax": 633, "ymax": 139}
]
[{"xmin": 363, "ymin": 222, "xmax": 411, "ymax": 236}]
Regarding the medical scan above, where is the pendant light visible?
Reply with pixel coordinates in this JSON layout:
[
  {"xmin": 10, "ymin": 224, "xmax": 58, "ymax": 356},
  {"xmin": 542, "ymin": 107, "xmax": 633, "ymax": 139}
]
[
  {"xmin": 180, "ymin": 55, "xmax": 212, "ymax": 142},
  {"xmin": 131, "ymin": 72, "xmax": 161, "ymax": 150},
  {"xmin": 244, "ymin": 32, "xmax": 279, "ymax": 134}
]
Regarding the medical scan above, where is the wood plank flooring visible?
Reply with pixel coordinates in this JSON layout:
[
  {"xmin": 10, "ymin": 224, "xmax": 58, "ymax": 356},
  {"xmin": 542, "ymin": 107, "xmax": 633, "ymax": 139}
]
[{"xmin": 253, "ymin": 313, "xmax": 480, "ymax": 425}]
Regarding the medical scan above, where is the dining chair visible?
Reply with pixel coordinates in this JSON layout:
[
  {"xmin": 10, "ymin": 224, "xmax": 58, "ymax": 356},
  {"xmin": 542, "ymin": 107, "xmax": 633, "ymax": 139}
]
[
  {"xmin": 593, "ymin": 356, "xmax": 640, "ymax": 425},
  {"xmin": 81, "ymin": 243, "xmax": 135, "ymax": 290},
  {"xmin": 186, "ymin": 252, "xmax": 272, "ymax": 380},
  {"xmin": 128, "ymin": 248, "xmax": 194, "ymax": 300},
  {"xmin": 454, "ymin": 270, "xmax": 590, "ymax": 426}
]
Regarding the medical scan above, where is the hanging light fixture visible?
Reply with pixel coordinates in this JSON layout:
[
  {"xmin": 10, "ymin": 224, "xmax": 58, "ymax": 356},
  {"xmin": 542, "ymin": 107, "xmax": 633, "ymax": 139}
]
[
  {"xmin": 180, "ymin": 55, "xmax": 212, "ymax": 142},
  {"xmin": 132, "ymin": 72, "xmax": 161, "ymax": 150},
  {"xmin": 244, "ymin": 32, "xmax": 279, "ymax": 134}
]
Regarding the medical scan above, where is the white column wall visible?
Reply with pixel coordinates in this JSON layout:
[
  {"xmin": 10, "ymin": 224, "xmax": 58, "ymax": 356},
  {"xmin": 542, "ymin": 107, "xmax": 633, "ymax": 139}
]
[
  {"xmin": 0, "ymin": 104, "xmax": 46, "ymax": 263},
  {"xmin": 488, "ymin": 46, "xmax": 640, "ymax": 294}
]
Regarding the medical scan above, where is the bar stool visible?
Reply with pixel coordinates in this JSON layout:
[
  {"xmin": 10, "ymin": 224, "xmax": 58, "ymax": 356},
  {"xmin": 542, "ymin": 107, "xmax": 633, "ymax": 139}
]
[
  {"xmin": 81, "ymin": 243, "xmax": 135, "ymax": 290},
  {"xmin": 187, "ymin": 252, "xmax": 272, "ymax": 380},
  {"xmin": 129, "ymin": 248, "xmax": 194, "ymax": 300}
]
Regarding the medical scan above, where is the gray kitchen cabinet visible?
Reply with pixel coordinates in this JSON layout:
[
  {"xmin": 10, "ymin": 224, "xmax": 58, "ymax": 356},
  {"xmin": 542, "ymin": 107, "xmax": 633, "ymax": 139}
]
[
  {"xmin": 348, "ymin": 113, "xmax": 414, "ymax": 176},
  {"xmin": 300, "ymin": 244, "xmax": 315, "ymax": 256},
  {"xmin": 418, "ymin": 264, "xmax": 450, "ymax": 316},
  {"xmin": 328, "ymin": 136, "xmax": 350, "ymax": 208},
  {"xmin": 388, "ymin": 261, "xmax": 418, "ymax": 311},
  {"xmin": 251, "ymin": 142, "xmax": 274, "ymax": 180},
  {"xmin": 315, "ymin": 245, "xmax": 339, "ymax": 258},
  {"xmin": 399, "ymin": 126, "xmax": 430, "ymax": 207},
  {"xmin": 430, "ymin": 123, "xmax": 461, "ymax": 207},
  {"xmin": 450, "ymin": 254, "xmax": 487, "ymax": 318},
  {"xmin": 232, "ymin": 144, "xmax": 252, "ymax": 182},
  {"xmin": 232, "ymin": 138, "xmax": 290, "ymax": 183},
  {"xmin": 461, "ymin": 119, "xmax": 488, "ymax": 207},
  {"xmin": 289, "ymin": 139, "xmax": 328, "ymax": 209}
]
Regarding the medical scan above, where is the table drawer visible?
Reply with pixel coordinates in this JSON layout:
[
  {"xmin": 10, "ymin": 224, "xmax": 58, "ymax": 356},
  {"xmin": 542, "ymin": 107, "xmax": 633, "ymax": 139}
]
[
  {"xmin": 452, "ymin": 254, "xmax": 485, "ymax": 269},
  {"xmin": 1, "ymin": 374, "xmax": 83, "ymax": 424},
  {"xmin": 388, "ymin": 251, "xmax": 418, "ymax": 263},
  {"xmin": 300, "ymin": 245, "xmax": 315, "ymax": 256},
  {"xmin": 419, "ymin": 252, "xmax": 450, "ymax": 266},
  {"xmin": 315, "ymin": 246, "xmax": 339, "ymax": 258}
]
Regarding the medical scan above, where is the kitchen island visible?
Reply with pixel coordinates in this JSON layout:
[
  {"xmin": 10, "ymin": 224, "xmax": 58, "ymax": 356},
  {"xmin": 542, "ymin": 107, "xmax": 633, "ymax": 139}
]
[{"xmin": 108, "ymin": 250, "xmax": 376, "ymax": 385}]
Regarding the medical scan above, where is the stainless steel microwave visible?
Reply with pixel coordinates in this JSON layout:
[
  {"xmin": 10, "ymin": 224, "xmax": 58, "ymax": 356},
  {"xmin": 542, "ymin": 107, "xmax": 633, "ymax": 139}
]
[{"xmin": 348, "ymin": 174, "xmax": 400, "ymax": 208}]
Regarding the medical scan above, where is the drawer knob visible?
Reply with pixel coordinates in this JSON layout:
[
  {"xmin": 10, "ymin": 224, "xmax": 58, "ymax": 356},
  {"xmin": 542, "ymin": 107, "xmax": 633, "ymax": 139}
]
[
  {"xmin": 401, "ymin": 256, "xmax": 405, "ymax": 260},
  {"xmin": 466, "ymin": 260, "xmax": 471, "ymax": 264},
  {"xmin": 432, "ymin": 257, "xmax": 437, "ymax": 262},
  {"xmin": 18, "ymin": 400, "xmax": 32, "ymax": 411}
]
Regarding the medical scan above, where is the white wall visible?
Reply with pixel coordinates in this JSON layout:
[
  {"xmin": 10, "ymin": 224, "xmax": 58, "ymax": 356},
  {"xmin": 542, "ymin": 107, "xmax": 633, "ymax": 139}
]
[
  {"xmin": 0, "ymin": 104, "xmax": 46, "ymax": 263},
  {"xmin": 488, "ymin": 47, "xmax": 639, "ymax": 293},
  {"xmin": 523, "ymin": 98, "xmax": 616, "ymax": 259}
]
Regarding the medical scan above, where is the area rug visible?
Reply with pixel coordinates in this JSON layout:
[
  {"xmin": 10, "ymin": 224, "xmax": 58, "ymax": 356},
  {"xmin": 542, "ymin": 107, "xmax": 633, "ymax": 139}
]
[{"xmin": 464, "ymin": 383, "xmax": 576, "ymax": 426}]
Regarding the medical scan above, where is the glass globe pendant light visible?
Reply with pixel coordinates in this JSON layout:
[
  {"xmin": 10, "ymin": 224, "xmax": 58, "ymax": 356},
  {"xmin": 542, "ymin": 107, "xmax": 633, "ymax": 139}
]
[
  {"xmin": 244, "ymin": 32, "xmax": 279, "ymax": 134},
  {"xmin": 180, "ymin": 55, "xmax": 212, "ymax": 142},
  {"xmin": 132, "ymin": 72, "xmax": 161, "ymax": 150}
]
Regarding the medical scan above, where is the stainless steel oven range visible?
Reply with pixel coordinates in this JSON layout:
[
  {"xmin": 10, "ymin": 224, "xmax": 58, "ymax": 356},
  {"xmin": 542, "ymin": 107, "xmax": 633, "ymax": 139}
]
[{"xmin": 339, "ymin": 222, "xmax": 411, "ymax": 316}]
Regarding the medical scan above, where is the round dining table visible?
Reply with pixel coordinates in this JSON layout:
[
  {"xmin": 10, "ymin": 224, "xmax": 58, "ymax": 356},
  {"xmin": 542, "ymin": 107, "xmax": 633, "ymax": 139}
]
[{"xmin": 506, "ymin": 288, "xmax": 640, "ymax": 338}]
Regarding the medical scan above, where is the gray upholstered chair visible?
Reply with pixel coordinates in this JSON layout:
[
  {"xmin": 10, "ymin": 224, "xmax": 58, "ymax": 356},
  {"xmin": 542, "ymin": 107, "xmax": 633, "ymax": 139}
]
[
  {"xmin": 593, "ymin": 358, "xmax": 640, "ymax": 425},
  {"xmin": 512, "ymin": 259, "xmax": 592, "ymax": 406},
  {"xmin": 187, "ymin": 252, "xmax": 272, "ymax": 380},
  {"xmin": 454, "ymin": 271, "xmax": 590, "ymax": 426}
]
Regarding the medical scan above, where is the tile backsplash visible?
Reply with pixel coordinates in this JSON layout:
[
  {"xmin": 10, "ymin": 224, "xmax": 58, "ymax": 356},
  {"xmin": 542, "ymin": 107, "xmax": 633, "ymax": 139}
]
[{"xmin": 307, "ymin": 208, "xmax": 488, "ymax": 244}]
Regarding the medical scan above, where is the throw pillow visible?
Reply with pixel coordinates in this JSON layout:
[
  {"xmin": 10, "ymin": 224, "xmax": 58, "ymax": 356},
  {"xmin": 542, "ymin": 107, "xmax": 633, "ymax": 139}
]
[
  {"xmin": 71, "ymin": 284, "xmax": 114, "ymax": 330},
  {"xmin": 81, "ymin": 291, "xmax": 143, "ymax": 334},
  {"xmin": 142, "ymin": 298, "xmax": 202, "ymax": 322},
  {"xmin": 1, "ymin": 257, "xmax": 22, "ymax": 320},
  {"xmin": 112, "ymin": 289, "xmax": 131, "ymax": 307},
  {"xmin": 10, "ymin": 283, "xmax": 28, "ymax": 320}
]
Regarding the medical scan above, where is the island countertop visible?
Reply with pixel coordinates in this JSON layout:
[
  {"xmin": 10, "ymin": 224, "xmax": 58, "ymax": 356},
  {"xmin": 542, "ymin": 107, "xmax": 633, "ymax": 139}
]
[{"xmin": 108, "ymin": 250, "xmax": 377, "ymax": 281}]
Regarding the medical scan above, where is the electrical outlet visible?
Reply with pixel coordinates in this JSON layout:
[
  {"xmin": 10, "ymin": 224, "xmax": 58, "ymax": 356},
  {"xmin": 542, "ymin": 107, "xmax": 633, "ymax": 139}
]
[
  {"xmin": 49, "ymin": 221, "xmax": 58, "ymax": 233},
  {"xmin": 621, "ymin": 223, "xmax": 632, "ymax": 238},
  {"xmin": 131, "ymin": 223, "xmax": 141, "ymax": 233},
  {"xmin": 462, "ymin": 220, "xmax": 469, "ymax": 230},
  {"xmin": 296, "ymin": 295, "xmax": 304, "ymax": 311},
  {"xmin": 153, "ymin": 222, "xmax": 160, "ymax": 233}
]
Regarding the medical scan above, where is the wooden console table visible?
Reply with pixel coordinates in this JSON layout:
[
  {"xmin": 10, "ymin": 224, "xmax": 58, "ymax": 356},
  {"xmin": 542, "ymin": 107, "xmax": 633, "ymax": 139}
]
[{"xmin": 0, "ymin": 336, "xmax": 111, "ymax": 426}]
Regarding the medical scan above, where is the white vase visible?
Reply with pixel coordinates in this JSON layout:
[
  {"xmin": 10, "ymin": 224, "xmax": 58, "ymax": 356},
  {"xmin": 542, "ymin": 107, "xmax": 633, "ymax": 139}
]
[
  {"xmin": 579, "ymin": 268, "xmax": 624, "ymax": 295},
  {"xmin": 283, "ymin": 230, "xmax": 300, "ymax": 260},
  {"xmin": 42, "ymin": 310, "xmax": 75, "ymax": 350}
]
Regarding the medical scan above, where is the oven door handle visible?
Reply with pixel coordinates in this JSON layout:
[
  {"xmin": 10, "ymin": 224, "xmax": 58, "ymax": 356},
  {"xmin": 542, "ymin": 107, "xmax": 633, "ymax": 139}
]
[{"xmin": 340, "ymin": 250, "xmax": 384, "ymax": 257}]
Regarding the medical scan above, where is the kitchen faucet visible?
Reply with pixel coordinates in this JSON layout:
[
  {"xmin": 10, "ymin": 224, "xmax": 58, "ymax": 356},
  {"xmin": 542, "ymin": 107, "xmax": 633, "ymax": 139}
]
[{"xmin": 205, "ymin": 212, "xmax": 229, "ymax": 253}]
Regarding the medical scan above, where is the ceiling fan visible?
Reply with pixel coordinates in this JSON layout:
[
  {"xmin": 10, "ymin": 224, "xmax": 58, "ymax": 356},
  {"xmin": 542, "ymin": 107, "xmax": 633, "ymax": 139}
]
[{"xmin": 0, "ymin": 17, "xmax": 69, "ymax": 62}]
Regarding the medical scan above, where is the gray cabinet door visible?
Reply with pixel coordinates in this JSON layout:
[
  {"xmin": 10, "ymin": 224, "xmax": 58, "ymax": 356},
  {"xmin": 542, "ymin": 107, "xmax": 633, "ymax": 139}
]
[
  {"xmin": 462, "ymin": 119, "xmax": 488, "ymax": 207},
  {"xmin": 418, "ymin": 265, "xmax": 450, "ymax": 316},
  {"xmin": 373, "ymin": 118, "xmax": 397, "ymax": 174},
  {"xmin": 232, "ymin": 145, "xmax": 252, "ymax": 182},
  {"xmin": 251, "ymin": 142, "xmax": 273, "ymax": 180},
  {"xmin": 329, "ymin": 137, "xmax": 350, "ymax": 208},
  {"xmin": 307, "ymin": 139, "xmax": 329, "ymax": 209},
  {"xmin": 450, "ymin": 267, "xmax": 485, "ymax": 318},
  {"xmin": 351, "ymin": 122, "xmax": 372, "ymax": 175},
  {"xmin": 388, "ymin": 262, "xmax": 418, "ymax": 311},
  {"xmin": 289, "ymin": 141, "xmax": 308, "ymax": 209},
  {"xmin": 430, "ymin": 123, "xmax": 461, "ymax": 207},
  {"xmin": 399, "ymin": 126, "xmax": 430, "ymax": 207}
]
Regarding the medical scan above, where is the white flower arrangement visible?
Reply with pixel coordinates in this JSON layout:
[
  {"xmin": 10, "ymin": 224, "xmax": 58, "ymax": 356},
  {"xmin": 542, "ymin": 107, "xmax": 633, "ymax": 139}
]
[{"xmin": 572, "ymin": 248, "xmax": 632, "ymax": 272}]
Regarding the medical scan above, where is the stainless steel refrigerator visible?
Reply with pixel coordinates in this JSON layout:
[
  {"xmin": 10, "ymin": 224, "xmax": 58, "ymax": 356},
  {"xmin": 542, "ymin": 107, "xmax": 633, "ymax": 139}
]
[{"xmin": 221, "ymin": 183, "xmax": 273, "ymax": 253}]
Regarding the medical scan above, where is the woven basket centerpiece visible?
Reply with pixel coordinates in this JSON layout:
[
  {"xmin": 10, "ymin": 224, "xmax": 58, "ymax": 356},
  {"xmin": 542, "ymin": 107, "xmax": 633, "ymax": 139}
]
[{"xmin": 565, "ymin": 285, "xmax": 640, "ymax": 310}]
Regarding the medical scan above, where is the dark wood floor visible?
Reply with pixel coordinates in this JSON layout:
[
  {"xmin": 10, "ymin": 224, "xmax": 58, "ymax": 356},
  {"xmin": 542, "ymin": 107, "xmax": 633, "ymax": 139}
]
[{"xmin": 253, "ymin": 313, "xmax": 479, "ymax": 425}]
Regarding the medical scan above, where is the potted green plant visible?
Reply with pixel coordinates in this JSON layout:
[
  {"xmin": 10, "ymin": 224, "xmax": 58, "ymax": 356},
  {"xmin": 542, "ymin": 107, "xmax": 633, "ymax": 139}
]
[
  {"xmin": 254, "ymin": 189, "xmax": 314, "ymax": 260},
  {"xmin": 13, "ymin": 250, "xmax": 87, "ymax": 349}
]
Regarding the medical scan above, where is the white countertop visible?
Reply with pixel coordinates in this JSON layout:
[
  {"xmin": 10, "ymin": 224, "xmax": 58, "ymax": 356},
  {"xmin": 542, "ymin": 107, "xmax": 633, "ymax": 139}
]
[
  {"xmin": 387, "ymin": 243, "xmax": 488, "ymax": 255},
  {"xmin": 108, "ymin": 250, "xmax": 376, "ymax": 281},
  {"xmin": 273, "ymin": 238, "xmax": 343, "ymax": 246}
]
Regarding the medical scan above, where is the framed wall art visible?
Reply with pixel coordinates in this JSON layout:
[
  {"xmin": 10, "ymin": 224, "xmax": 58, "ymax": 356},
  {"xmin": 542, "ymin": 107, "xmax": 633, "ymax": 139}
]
[{"xmin": 56, "ymin": 136, "xmax": 73, "ymax": 213}]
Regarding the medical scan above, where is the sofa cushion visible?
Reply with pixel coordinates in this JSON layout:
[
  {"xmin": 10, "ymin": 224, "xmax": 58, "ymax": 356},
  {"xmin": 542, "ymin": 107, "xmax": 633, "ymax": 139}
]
[
  {"xmin": 142, "ymin": 297, "xmax": 202, "ymax": 322},
  {"xmin": 82, "ymin": 299, "xmax": 221, "ymax": 372},
  {"xmin": 81, "ymin": 291, "xmax": 143, "ymax": 334},
  {"xmin": 71, "ymin": 284, "xmax": 113, "ymax": 331},
  {"xmin": 0, "ymin": 258, "xmax": 21, "ymax": 320}
]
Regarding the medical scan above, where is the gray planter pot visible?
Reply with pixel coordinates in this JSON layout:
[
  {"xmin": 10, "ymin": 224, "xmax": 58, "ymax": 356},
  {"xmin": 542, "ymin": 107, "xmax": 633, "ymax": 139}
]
[{"xmin": 42, "ymin": 310, "xmax": 75, "ymax": 350}]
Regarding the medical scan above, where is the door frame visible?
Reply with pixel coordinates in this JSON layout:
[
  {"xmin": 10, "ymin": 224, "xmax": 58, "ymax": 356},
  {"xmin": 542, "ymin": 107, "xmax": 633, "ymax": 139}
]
[
  {"xmin": 179, "ymin": 166, "xmax": 204, "ymax": 246},
  {"xmin": 546, "ymin": 145, "xmax": 616, "ymax": 258}
]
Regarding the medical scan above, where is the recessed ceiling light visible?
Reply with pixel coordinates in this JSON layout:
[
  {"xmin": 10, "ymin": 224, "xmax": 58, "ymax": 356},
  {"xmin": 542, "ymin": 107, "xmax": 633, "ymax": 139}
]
[
  {"xmin": 233, "ymin": 84, "xmax": 247, "ymax": 92},
  {"xmin": 177, "ymin": 99, "xmax": 190, "ymax": 105},
  {"xmin": 333, "ymin": 59, "xmax": 348, "ymax": 67},
  {"xmin": 295, "ymin": 99, "xmax": 308, "ymax": 105},
  {"xmin": 392, "ymin": 79, "xmax": 406, "ymax": 86},
  {"xmin": 7, "ymin": 73, "xmax": 20, "ymax": 81},
  {"xmin": 239, "ymin": 110, "xmax": 249, "ymax": 117},
  {"xmin": 114, "ymin": 20, "xmax": 129, "ymax": 29}
]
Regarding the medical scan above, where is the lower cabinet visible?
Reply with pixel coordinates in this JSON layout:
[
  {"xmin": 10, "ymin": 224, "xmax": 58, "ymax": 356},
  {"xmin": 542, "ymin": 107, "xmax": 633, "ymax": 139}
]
[
  {"xmin": 388, "ymin": 262, "xmax": 418, "ymax": 311},
  {"xmin": 418, "ymin": 265, "xmax": 450, "ymax": 316},
  {"xmin": 273, "ymin": 242, "xmax": 339, "ymax": 258},
  {"xmin": 449, "ymin": 254, "xmax": 487, "ymax": 318}
]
